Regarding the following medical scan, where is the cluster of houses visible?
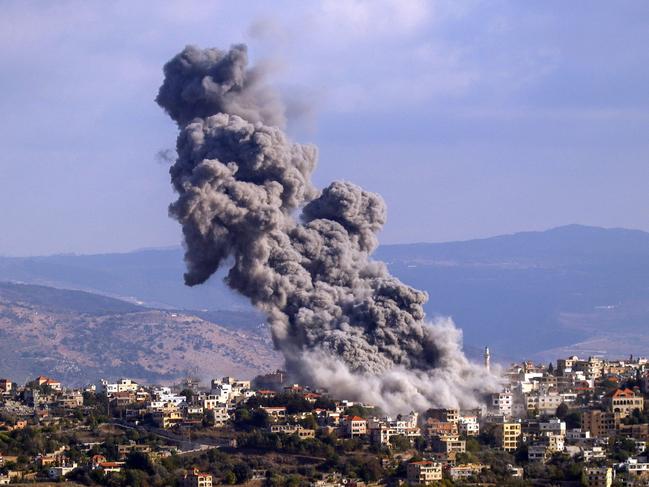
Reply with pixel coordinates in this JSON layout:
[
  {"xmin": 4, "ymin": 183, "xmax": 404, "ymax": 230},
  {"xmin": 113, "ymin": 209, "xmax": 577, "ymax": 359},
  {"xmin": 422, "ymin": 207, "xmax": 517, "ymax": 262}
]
[
  {"xmin": 2, "ymin": 352, "xmax": 649, "ymax": 485},
  {"xmin": 481, "ymin": 354, "xmax": 649, "ymax": 486}
]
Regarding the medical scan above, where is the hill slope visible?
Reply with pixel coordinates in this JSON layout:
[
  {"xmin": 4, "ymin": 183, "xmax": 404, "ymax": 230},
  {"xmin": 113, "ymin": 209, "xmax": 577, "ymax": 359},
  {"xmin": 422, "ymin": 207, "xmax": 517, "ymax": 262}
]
[
  {"xmin": 0, "ymin": 282, "xmax": 281, "ymax": 385},
  {"xmin": 2, "ymin": 224, "xmax": 649, "ymax": 361}
]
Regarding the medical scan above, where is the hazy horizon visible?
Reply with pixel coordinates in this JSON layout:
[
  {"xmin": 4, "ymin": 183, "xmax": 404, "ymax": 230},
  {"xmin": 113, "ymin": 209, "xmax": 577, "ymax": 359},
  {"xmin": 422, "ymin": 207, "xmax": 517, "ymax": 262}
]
[{"xmin": 1, "ymin": 222, "xmax": 647, "ymax": 259}]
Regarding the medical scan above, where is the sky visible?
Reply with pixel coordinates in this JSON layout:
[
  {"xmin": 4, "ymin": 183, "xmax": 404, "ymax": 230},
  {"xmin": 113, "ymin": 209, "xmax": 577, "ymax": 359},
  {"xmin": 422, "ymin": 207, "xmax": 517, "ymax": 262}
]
[{"xmin": 1, "ymin": 0, "xmax": 649, "ymax": 256}]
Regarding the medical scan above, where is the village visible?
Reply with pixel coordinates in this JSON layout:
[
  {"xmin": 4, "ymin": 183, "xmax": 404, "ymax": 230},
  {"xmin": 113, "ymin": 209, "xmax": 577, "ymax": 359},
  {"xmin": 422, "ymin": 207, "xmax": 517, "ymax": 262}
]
[{"xmin": 1, "ymin": 352, "xmax": 649, "ymax": 486}]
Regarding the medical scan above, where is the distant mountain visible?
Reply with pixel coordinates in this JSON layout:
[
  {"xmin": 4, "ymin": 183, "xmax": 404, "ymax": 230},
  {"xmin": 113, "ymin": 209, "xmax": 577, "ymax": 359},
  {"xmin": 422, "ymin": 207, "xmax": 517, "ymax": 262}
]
[
  {"xmin": 0, "ymin": 282, "xmax": 280, "ymax": 385},
  {"xmin": 375, "ymin": 225, "xmax": 649, "ymax": 361},
  {"xmin": 2, "ymin": 224, "xmax": 649, "ymax": 361}
]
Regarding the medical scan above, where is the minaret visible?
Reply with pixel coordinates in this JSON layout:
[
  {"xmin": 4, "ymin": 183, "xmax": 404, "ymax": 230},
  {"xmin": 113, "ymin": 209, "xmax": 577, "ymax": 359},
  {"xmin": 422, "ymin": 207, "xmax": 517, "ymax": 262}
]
[{"xmin": 484, "ymin": 346, "xmax": 491, "ymax": 372}]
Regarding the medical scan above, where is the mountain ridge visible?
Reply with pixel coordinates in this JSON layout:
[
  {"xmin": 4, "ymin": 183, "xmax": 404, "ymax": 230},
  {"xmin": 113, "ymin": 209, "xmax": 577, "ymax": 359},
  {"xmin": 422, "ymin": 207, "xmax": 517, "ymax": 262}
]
[{"xmin": 2, "ymin": 224, "xmax": 649, "ymax": 362}]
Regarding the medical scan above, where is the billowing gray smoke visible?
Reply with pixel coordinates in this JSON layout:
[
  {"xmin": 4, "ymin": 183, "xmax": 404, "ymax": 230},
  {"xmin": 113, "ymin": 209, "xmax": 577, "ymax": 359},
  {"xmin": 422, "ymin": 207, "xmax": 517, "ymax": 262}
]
[{"xmin": 157, "ymin": 44, "xmax": 499, "ymax": 413}]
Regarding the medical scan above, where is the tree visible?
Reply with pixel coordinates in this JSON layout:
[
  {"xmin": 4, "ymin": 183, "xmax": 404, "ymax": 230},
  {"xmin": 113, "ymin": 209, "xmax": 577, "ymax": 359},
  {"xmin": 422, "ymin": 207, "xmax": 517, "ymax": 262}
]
[
  {"xmin": 125, "ymin": 451, "xmax": 155, "ymax": 475},
  {"xmin": 389, "ymin": 435, "xmax": 411, "ymax": 452},
  {"xmin": 233, "ymin": 463, "xmax": 252, "ymax": 483},
  {"xmin": 556, "ymin": 403, "xmax": 569, "ymax": 420},
  {"xmin": 180, "ymin": 388, "xmax": 194, "ymax": 403}
]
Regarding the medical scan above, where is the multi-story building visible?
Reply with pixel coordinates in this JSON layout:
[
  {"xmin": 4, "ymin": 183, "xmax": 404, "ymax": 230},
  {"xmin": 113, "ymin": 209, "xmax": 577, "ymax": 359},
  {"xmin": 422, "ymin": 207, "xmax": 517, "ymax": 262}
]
[
  {"xmin": 458, "ymin": 415, "xmax": 480, "ymax": 436},
  {"xmin": 426, "ymin": 408, "xmax": 459, "ymax": 423},
  {"xmin": 344, "ymin": 416, "xmax": 367, "ymax": 437},
  {"xmin": 606, "ymin": 388, "xmax": 644, "ymax": 418},
  {"xmin": 494, "ymin": 422, "xmax": 521, "ymax": 452},
  {"xmin": 491, "ymin": 391, "xmax": 513, "ymax": 417},
  {"xmin": 582, "ymin": 466, "xmax": 612, "ymax": 487},
  {"xmin": 101, "ymin": 378, "xmax": 138, "ymax": 396},
  {"xmin": 406, "ymin": 461, "xmax": 442, "ymax": 485},
  {"xmin": 539, "ymin": 418, "xmax": 566, "ymax": 437},
  {"xmin": 582, "ymin": 410, "xmax": 618, "ymax": 437}
]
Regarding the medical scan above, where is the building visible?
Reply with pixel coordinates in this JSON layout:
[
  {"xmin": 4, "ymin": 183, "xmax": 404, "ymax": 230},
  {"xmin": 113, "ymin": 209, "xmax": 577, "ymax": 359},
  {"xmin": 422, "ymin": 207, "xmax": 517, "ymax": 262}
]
[
  {"xmin": 494, "ymin": 422, "xmax": 521, "ymax": 452},
  {"xmin": 458, "ymin": 415, "xmax": 480, "ymax": 436},
  {"xmin": 48, "ymin": 464, "xmax": 77, "ymax": 480},
  {"xmin": 370, "ymin": 423, "xmax": 398, "ymax": 446},
  {"xmin": 528, "ymin": 444, "xmax": 550, "ymax": 463},
  {"xmin": 0, "ymin": 379, "xmax": 12, "ymax": 394},
  {"xmin": 58, "ymin": 391, "xmax": 83, "ymax": 409},
  {"xmin": 426, "ymin": 418, "xmax": 458, "ymax": 438},
  {"xmin": 539, "ymin": 418, "xmax": 566, "ymax": 437},
  {"xmin": 344, "ymin": 416, "xmax": 368, "ymax": 437},
  {"xmin": 101, "ymin": 378, "xmax": 139, "ymax": 396},
  {"xmin": 582, "ymin": 466, "xmax": 612, "ymax": 487},
  {"xmin": 582, "ymin": 410, "xmax": 618, "ymax": 438},
  {"xmin": 269, "ymin": 424, "xmax": 315, "ymax": 438},
  {"xmin": 448, "ymin": 463, "xmax": 488, "ymax": 481},
  {"xmin": 627, "ymin": 459, "xmax": 649, "ymax": 482},
  {"xmin": 491, "ymin": 391, "xmax": 513, "ymax": 417},
  {"xmin": 431, "ymin": 437, "xmax": 466, "ymax": 455},
  {"xmin": 606, "ymin": 388, "xmax": 644, "ymax": 418},
  {"xmin": 117, "ymin": 441, "xmax": 151, "ymax": 459},
  {"xmin": 182, "ymin": 468, "xmax": 213, "ymax": 487},
  {"xmin": 484, "ymin": 346, "xmax": 491, "ymax": 372},
  {"xmin": 36, "ymin": 376, "xmax": 62, "ymax": 391},
  {"xmin": 260, "ymin": 406, "xmax": 287, "ymax": 421},
  {"xmin": 406, "ymin": 461, "xmax": 442, "ymax": 485}
]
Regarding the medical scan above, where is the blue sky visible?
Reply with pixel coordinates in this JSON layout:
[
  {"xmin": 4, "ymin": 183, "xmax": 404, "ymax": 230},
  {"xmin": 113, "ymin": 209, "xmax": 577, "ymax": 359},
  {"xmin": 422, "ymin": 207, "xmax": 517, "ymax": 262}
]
[{"xmin": 1, "ymin": 0, "xmax": 648, "ymax": 256}]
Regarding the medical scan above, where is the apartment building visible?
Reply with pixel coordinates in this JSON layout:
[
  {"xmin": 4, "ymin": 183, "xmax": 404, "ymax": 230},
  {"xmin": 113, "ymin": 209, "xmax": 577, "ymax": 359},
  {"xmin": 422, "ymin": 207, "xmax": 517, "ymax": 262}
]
[
  {"xmin": 494, "ymin": 422, "xmax": 521, "ymax": 452},
  {"xmin": 406, "ymin": 461, "xmax": 442, "ymax": 485}
]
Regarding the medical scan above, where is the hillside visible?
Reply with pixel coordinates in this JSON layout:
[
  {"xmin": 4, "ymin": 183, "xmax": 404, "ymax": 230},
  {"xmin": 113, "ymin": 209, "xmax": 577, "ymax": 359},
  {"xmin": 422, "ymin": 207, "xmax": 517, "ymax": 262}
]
[
  {"xmin": 2, "ymin": 224, "xmax": 649, "ymax": 361},
  {"xmin": 0, "ymin": 282, "xmax": 281, "ymax": 385}
]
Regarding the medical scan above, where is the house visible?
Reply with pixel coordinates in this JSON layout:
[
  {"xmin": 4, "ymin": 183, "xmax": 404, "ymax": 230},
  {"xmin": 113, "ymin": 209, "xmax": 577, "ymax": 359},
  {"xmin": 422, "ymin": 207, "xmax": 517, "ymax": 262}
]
[
  {"xmin": 35, "ymin": 376, "xmax": 62, "ymax": 391},
  {"xmin": 426, "ymin": 408, "xmax": 459, "ymax": 423},
  {"xmin": 208, "ymin": 407, "xmax": 230, "ymax": 427},
  {"xmin": 370, "ymin": 423, "xmax": 398, "ymax": 446},
  {"xmin": 344, "ymin": 416, "xmax": 367, "ymax": 437},
  {"xmin": 406, "ymin": 461, "xmax": 442, "ymax": 485},
  {"xmin": 606, "ymin": 388, "xmax": 644, "ymax": 418},
  {"xmin": 528, "ymin": 444, "xmax": 550, "ymax": 463},
  {"xmin": 256, "ymin": 389, "xmax": 276, "ymax": 398},
  {"xmin": 426, "ymin": 418, "xmax": 458, "ymax": 438},
  {"xmin": 182, "ymin": 467, "xmax": 213, "ymax": 487},
  {"xmin": 458, "ymin": 415, "xmax": 480, "ymax": 436},
  {"xmin": 431, "ymin": 437, "xmax": 466, "ymax": 455},
  {"xmin": 582, "ymin": 466, "xmax": 612, "ymax": 487},
  {"xmin": 261, "ymin": 406, "xmax": 287, "ymax": 421},
  {"xmin": 91, "ymin": 455, "xmax": 107, "ymax": 468},
  {"xmin": 626, "ymin": 459, "xmax": 649, "ymax": 482},
  {"xmin": 58, "ymin": 391, "xmax": 83, "ymax": 409},
  {"xmin": 97, "ymin": 461, "xmax": 125, "ymax": 473},
  {"xmin": 269, "ymin": 424, "xmax": 315, "ymax": 438},
  {"xmin": 447, "ymin": 463, "xmax": 488, "ymax": 481},
  {"xmin": 117, "ymin": 441, "xmax": 151, "ymax": 459},
  {"xmin": 48, "ymin": 464, "xmax": 77, "ymax": 480},
  {"xmin": 101, "ymin": 378, "xmax": 139, "ymax": 396},
  {"xmin": 110, "ymin": 391, "xmax": 136, "ymax": 407}
]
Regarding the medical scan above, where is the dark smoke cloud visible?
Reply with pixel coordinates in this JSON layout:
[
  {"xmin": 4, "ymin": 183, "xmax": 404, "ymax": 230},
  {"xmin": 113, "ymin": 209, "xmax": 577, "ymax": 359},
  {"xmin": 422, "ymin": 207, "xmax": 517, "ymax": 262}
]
[
  {"xmin": 156, "ymin": 44, "xmax": 285, "ymax": 127},
  {"xmin": 157, "ymin": 44, "xmax": 499, "ymax": 413}
]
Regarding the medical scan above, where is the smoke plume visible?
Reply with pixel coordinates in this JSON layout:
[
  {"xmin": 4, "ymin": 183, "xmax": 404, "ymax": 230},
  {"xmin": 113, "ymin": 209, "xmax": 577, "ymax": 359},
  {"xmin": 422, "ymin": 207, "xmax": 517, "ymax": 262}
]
[{"xmin": 157, "ymin": 44, "xmax": 499, "ymax": 413}]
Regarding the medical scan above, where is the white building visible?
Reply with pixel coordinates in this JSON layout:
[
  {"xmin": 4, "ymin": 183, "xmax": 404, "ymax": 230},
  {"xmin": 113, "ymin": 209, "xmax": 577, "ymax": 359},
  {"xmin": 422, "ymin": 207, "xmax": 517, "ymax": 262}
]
[
  {"xmin": 101, "ymin": 378, "xmax": 139, "ymax": 396},
  {"xmin": 491, "ymin": 391, "xmax": 513, "ymax": 417}
]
